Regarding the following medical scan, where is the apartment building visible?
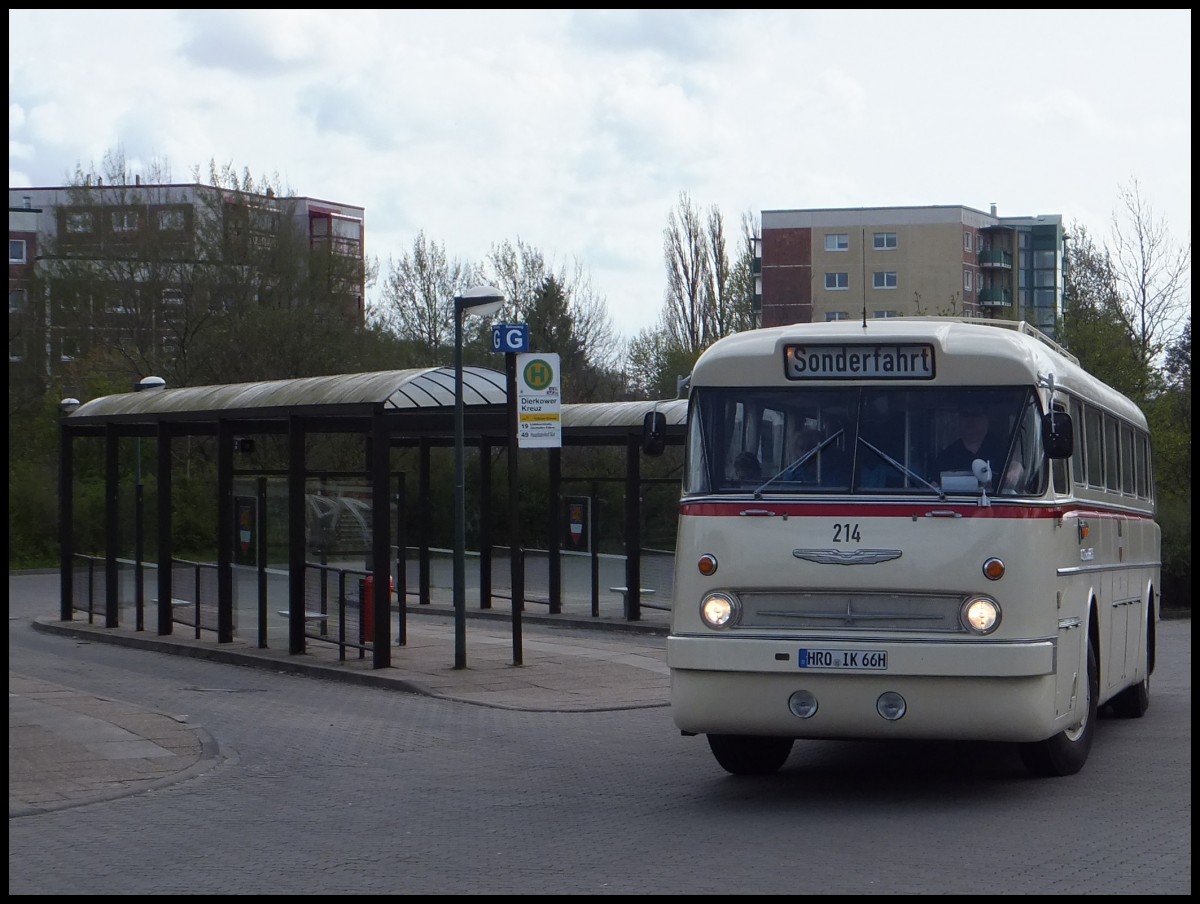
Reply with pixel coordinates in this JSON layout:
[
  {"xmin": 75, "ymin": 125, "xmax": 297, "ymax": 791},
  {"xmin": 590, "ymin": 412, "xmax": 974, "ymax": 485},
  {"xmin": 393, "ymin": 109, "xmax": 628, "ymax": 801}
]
[
  {"xmin": 8, "ymin": 181, "xmax": 365, "ymax": 380},
  {"xmin": 755, "ymin": 204, "xmax": 1064, "ymax": 337}
]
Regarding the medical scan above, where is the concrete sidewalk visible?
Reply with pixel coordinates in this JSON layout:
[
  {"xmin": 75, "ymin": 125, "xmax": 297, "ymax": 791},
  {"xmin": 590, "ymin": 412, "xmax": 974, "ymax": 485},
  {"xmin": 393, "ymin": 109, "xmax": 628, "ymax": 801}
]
[{"xmin": 11, "ymin": 595, "xmax": 671, "ymax": 817}]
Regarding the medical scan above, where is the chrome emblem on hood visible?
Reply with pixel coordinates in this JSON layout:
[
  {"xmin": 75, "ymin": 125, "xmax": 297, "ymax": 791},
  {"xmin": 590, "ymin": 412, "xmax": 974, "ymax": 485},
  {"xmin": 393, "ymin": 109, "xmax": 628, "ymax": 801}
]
[{"xmin": 792, "ymin": 548, "xmax": 903, "ymax": 565}]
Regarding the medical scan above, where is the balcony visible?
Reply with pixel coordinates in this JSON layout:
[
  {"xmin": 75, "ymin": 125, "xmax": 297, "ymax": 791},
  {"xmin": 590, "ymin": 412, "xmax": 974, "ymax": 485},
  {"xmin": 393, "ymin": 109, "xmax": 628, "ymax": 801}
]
[
  {"xmin": 978, "ymin": 250, "xmax": 1013, "ymax": 269},
  {"xmin": 978, "ymin": 288, "xmax": 1013, "ymax": 308}
]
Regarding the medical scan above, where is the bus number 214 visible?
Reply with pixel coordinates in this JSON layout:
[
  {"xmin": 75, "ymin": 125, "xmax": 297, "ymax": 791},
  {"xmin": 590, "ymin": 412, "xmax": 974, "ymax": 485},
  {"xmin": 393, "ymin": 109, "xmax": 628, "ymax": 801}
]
[{"xmin": 833, "ymin": 523, "xmax": 862, "ymax": 543}]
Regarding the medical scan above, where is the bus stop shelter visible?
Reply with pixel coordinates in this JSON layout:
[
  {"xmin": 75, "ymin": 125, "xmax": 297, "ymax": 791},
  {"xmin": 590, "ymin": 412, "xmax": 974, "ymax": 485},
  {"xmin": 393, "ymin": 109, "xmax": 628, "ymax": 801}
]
[{"xmin": 57, "ymin": 366, "xmax": 687, "ymax": 669}]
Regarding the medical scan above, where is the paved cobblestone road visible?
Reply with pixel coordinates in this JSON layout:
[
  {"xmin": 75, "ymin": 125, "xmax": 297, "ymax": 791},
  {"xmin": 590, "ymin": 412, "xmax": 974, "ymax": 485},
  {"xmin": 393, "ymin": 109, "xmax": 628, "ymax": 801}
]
[{"xmin": 9, "ymin": 574, "xmax": 1190, "ymax": 895}]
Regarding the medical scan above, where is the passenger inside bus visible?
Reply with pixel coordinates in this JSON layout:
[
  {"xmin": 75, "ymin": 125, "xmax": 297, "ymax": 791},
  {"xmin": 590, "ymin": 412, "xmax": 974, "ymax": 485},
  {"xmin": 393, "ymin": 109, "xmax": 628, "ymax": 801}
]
[
  {"xmin": 732, "ymin": 451, "xmax": 762, "ymax": 481},
  {"xmin": 782, "ymin": 427, "xmax": 850, "ymax": 486}
]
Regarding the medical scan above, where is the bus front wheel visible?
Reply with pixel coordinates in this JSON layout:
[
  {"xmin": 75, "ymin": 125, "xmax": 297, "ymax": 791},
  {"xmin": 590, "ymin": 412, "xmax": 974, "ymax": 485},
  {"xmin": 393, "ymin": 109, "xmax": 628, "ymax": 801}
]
[
  {"xmin": 1020, "ymin": 639, "xmax": 1097, "ymax": 777},
  {"xmin": 706, "ymin": 734, "xmax": 794, "ymax": 776}
]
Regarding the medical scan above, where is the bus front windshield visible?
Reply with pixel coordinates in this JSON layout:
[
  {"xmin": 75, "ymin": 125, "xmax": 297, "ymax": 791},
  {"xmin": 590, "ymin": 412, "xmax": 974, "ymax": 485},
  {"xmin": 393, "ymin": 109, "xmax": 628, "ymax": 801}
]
[{"xmin": 685, "ymin": 386, "xmax": 1047, "ymax": 498}]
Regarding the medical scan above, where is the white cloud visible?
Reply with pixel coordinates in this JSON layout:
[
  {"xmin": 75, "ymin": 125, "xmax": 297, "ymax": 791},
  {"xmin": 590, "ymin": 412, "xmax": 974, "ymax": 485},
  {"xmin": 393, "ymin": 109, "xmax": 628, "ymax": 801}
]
[{"xmin": 7, "ymin": 9, "xmax": 1192, "ymax": 340}]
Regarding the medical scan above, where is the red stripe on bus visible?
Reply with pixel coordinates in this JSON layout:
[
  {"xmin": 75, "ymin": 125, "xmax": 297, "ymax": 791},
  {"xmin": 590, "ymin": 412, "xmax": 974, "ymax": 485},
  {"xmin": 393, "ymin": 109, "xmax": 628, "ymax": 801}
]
[{"xmin": 678, "ymin": 501, "xmax": 1156, "ymax": 520}]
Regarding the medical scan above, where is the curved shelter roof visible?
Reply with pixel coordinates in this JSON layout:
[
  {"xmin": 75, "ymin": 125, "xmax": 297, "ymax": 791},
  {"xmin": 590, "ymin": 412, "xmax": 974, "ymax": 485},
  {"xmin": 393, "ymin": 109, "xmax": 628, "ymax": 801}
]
[
  {"xmin": 69, "ymin": 366, "xmax": 510, "ymax": 423},
  {"xmin": 63, "ymin": 367, "xmax": 688, "ymax": 443}
]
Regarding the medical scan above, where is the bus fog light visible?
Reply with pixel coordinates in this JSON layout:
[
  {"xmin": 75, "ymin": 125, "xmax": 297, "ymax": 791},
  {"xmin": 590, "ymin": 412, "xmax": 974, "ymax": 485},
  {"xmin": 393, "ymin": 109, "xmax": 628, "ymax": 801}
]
[
  {"xmin": 788, "ymin": 690, "xmax": 818, "ymax": 719},
  {"xmin": 961, "ymin": 596, "xmax": 1001, "ymax": 635},
  {"xmin": 876, "ymin": 692, "xmax": 906, "ymax": 721},
  {"xmin": 700, "ymin": 592, "xmax": 740, "ymax": 629}
]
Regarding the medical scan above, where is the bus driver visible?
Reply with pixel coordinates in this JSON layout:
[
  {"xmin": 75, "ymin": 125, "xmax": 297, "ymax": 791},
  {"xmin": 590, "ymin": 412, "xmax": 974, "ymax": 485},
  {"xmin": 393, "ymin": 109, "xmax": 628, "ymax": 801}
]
[{"xmin": 935, "ymin": 401, "xmax": 1024, "ymax": 491}]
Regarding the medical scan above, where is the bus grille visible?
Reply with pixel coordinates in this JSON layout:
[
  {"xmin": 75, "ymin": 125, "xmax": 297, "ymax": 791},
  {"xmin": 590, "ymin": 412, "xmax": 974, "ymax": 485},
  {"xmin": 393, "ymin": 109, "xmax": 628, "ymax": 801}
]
[{"xmin": 736, "ymin": 590, "xmax": 965, "ymax": 632}]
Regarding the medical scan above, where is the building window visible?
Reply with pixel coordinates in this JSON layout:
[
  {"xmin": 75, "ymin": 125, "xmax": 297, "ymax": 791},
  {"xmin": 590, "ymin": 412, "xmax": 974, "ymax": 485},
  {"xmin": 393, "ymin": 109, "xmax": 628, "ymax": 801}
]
[
  {"xmin": 158, "ymin": 209, "xmax": 185, "ymax": 231},
  {"xmin": 963, "ymin": 270, "xmax": 973, "ymax": 292},
  {"xmin": 825, "ymin": 272, "xmax": 849, "ymax": 290},
  {"xmin": 1034, "ymin": 288, "xmax": 1056, "ymax": 308},
  {"xmin": 22, "ymin": 196, "xmax": 32, "ymax": 209},
  {"xmin": 977, "ymin": 234, "xmax": 986, "ymax": 252},
  {"xmin": 872, "ymin": 271, "xmax": 898, "ymax": 289},
  {"xmin": 66, "ymin": 212, "xmax": 94, "ymax": 234},
  {"xmin": 873, "ymin": 310, "xmax": 899, "ymax": 318},
  {"xmin": 111, "ymin": 211, "xmax": 139, "ymax": 232},
  {"xmin": 964, "ymin": 232, "xmax": 972, "ymax": 251},
  {"xmin": 9, "ymin": 288, "xmax": 28, "ymax": 313},
  {"xmin": 9, "ymin": 239, "xmax": 26, "ymax": 263},
  {"xmin": 825, "ymin": 233, "xmax": 849, "ymax": 252},
  {"xmin": 873, "ymin": 232, "xmax": 897, "ymax": 250},
  {"xmin": 826, "ymin": 311, "xmax": 848, "ymax": 321}
]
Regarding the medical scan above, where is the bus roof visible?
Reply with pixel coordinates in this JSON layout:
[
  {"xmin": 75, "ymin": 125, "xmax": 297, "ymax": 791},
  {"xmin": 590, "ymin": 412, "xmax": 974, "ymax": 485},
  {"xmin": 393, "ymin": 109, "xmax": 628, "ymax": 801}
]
[{"xmin": 691, "ymin": 318, "xmax": 1146, "ymax": 426}]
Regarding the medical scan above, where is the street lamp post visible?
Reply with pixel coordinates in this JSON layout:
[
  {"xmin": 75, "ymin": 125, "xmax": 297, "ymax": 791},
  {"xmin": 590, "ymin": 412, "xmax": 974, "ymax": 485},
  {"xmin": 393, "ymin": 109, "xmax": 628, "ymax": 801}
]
[
  {"xmin": 453, "ymin": 286, "xmax": 505, "ymax": 669},
  {"xmin": 59, "ymin": 398, "xmax": 81, "ymax": 622},
  {"xmin": 132, "ymin": 376, "xmax": 166, "ymax": 632}
]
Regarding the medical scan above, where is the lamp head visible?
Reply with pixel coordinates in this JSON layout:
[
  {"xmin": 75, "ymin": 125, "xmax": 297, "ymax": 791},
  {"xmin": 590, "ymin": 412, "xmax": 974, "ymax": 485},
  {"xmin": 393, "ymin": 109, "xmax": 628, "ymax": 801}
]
[
  {"xmin": 133, "ymin": 375, "xmax": 167, "ymax": 393},
  {"xmin": 455, "ymin": 285, "xmax": 505, "ymax": 318},
  {"xmin": 59, "ymin": 397, "xmax": 81, "ymax": 415}
]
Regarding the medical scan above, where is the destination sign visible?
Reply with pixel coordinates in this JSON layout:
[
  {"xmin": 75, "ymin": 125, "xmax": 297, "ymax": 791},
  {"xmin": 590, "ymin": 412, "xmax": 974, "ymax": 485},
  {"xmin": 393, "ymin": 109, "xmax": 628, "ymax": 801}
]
[{"xmin": 784, "ymin": 344, "xmax": 935, "ymax": 380}]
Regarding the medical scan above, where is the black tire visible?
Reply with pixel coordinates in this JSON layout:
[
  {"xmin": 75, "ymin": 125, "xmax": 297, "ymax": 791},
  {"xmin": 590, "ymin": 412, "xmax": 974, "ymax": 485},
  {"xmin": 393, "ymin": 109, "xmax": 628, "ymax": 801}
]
[
  {"xmin": 707, "ymin": 734, "xmax": 794, "ymax": 776},
  {"xmin": 1109, "ymin": 674, "xmax": 1150, "ymax": 718},
  {"xmin": 1020, "ymin": 638, "xmax": 1097, "ymax": 777}
]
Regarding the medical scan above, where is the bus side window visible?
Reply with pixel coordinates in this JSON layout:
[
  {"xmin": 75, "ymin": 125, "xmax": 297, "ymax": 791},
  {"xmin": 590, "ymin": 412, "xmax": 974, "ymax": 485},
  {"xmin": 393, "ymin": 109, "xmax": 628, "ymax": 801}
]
[
  {"xmin": 1119, "ymin": 423, "xmax": 1135, "ymax": 495},
  {"xmin": 1135, "ymin": 433, "xmax": 1150, "ymax": 498},
  {"xmin": 1084, "ymin": 405, "xmax": 1104, "ymax": 487},
  {"xmin": 1103, "ymin": 414, "xmax": 1120, "ymax": 491},
  {"xmin": 1069, "ymin": 398, "xmax": 1086, "ymax": 486}
]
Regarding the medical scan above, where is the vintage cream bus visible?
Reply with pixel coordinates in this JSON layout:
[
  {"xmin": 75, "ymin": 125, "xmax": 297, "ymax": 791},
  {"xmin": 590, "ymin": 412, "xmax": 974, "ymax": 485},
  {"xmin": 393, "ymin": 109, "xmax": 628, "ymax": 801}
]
[{"xmin": 667, "ymin": 317, "xmax": 1160, "ymax": 777}]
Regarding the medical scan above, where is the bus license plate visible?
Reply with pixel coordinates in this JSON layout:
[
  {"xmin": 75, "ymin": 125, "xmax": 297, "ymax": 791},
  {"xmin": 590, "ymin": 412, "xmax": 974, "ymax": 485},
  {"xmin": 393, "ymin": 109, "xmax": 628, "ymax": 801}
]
[{"xmin": 798, "ymin": 649, "xmax": 887, "ymax": 670}]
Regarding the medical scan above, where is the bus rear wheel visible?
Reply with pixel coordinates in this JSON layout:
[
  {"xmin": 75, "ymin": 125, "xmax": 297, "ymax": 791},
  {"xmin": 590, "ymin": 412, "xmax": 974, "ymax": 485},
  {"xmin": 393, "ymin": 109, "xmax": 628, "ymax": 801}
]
[
  {"xmin": 1020, "ymin": 639, "xmax": 1097, "ymax": 777},
  {"xmin": 706, "ymin": 734, "xmax": 794, "ymax": 776},
  {"xmin": 1109, "ymin": 674, "xmax": 1150, "ymax": 718}
]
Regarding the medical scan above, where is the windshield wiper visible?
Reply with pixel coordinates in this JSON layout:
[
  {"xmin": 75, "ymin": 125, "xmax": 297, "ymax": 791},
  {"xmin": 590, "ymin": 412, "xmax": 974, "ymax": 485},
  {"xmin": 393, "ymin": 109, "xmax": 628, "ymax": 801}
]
[
  {"xmin": 856, "ymin": 437, "xmax": 945, "ymax": 499},
  {"xmin": 754, "ymin": 430, "xmax": 843, "ymax": 499}
]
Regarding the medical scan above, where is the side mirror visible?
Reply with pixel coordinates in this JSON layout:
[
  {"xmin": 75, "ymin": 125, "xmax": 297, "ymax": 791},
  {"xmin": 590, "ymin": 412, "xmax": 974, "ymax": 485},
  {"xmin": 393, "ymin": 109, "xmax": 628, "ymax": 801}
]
[
  {"xmin": 642, "ymin": 410, "xmax": 666, "ymax": 456},
  {"xmin": 1043, "ymin": 410, "xmax": 1073, "ymax": 459}
]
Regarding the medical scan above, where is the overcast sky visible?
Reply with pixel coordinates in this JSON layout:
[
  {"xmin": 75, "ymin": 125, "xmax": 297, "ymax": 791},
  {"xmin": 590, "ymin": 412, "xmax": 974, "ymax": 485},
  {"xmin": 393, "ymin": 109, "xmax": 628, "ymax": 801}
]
[{"xmin": 9, "ymin": 9, "xmax": 1191, "ymax": 343}]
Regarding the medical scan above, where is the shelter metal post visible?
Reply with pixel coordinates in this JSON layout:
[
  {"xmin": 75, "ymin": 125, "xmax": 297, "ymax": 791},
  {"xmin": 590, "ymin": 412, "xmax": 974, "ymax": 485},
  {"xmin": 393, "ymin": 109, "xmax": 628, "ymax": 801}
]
[
  {"xmin": 287, "ymin": 416, "xmax": 307, "ymax": 654},
  {"xmin": 624, "ymin": 435, "xmax": 642, "ymax": 621},
  {"xmin": 156, "ymin": 422, "xmax": 174, "ymax": 636},
  {"xmin": 217, "ymin": 419, "xmax": 234, "ymax": 643},
  {"xmin": 105, "ymin": 422, "xmax": 119, "ymax": 628},
  {"xmin": 370, "ymin": 410, "xmax": 391, "ymax": 669},
  {"xmin": 58, "ymin": 421, "xmax": 74, "ymax": 622}
]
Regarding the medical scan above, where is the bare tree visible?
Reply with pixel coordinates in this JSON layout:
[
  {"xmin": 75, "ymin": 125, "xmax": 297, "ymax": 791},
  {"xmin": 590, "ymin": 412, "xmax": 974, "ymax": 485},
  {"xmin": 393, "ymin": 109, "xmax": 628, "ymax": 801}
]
[
  {"xmin": 485, "ymin": 238, "xmax": 622, "ymax": 387},
  {"xmin": 662, "ymin": 191, "xmax": 710, "ymax": 354},
  {"xmin": 375, "ymin": 231, "xmax": 478, "ymax": 362},
  {"xmin": 662, "ymin": 192, "xmax": 758, "ymax": 354},
  {"xmin": 1107, "ymin": 178, "xmax": 1191, "ymax": 367},
  {"xmin": 728, "ymin": 209, "xmax": 761, "ymax": 331},
  {"xmin": 703, "ymin": 205, "xmax": 735, "ymax": 338}
]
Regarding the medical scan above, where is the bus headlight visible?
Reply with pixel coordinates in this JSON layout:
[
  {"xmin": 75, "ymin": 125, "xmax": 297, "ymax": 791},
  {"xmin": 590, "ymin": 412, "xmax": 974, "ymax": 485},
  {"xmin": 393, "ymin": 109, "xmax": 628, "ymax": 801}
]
[
  {"xmin": 700, "ymin": 592, "xmax": 741, "ymax": 629},
  {"xmin": 961, "ymin": 596, "xmax": 1001, "ymax": 634}
]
